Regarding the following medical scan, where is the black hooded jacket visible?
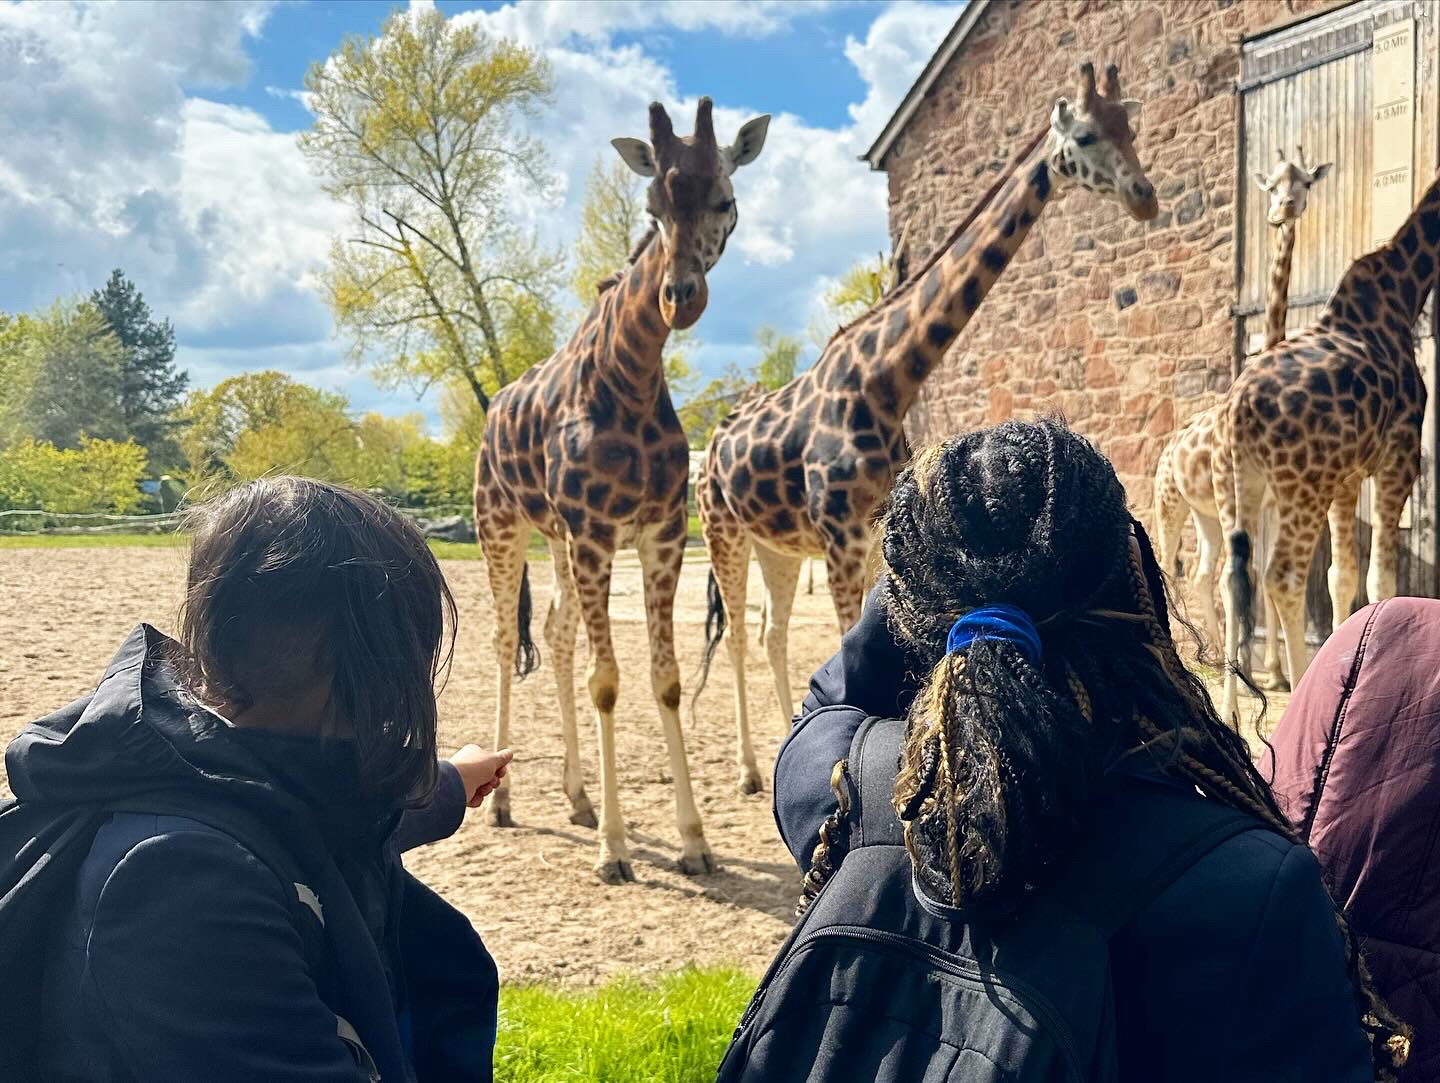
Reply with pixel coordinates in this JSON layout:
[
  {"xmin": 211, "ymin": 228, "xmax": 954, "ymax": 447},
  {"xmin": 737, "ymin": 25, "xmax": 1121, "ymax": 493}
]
[{"xmin": 4, "ymin": 625, "xmax": 496, "ymax": 1082}]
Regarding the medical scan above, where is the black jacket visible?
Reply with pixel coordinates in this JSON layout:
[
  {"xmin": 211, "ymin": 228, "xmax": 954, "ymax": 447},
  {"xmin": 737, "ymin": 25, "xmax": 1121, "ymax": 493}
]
[
  {"xmin": 772, "ymin": 586, "xmax": 1374, "ymax": 1082},
  {"xmin": 6, "ymin": 625, "xmax": 496, "ymax": 1082}
]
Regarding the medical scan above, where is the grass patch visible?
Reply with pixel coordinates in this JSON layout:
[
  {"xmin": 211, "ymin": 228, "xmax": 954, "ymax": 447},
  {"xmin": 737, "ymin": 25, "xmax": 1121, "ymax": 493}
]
[
  {"xmin": 0, "ymin": 532, "xmax": 187, "ymax": 549},
  {"xmin": 496, "ymin": 967, "xmax": 754, "ymax": 1083}
]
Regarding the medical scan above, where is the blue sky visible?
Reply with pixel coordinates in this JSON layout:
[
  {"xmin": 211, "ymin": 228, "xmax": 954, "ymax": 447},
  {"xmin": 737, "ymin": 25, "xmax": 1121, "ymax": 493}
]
[{"xmin": 0, "ymin": 0, "xmax": 961, "ymax": 430}]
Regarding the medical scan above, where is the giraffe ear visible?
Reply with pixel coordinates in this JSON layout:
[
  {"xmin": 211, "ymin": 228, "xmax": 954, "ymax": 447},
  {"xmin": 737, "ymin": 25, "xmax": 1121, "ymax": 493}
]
[
  {"xmin": 726, "ymin": 114, "xmax": 771, "ymax": 171},
  {"xmin": 1309, "ymin": 162, "xmax": 1332, "ymax": 183},
  {"xmin": 1121, "ymin": 99, "xmax": 1142, "ymax": 126},
  {"xmin": 1253, "ymin": 171, "xmax": 1274, "ymax": 191},
  {"xmin": 611, "ymin": 137, "xmax": 657, "ymax": 178}
]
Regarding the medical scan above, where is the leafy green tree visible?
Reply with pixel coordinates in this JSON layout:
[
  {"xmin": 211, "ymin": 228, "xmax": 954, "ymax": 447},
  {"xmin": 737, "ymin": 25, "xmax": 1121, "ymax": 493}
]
[
  {"xmin": 179, "ymin": 371, "xmax": 352, "ymax": 482},
  {"xmin": 301, "ymin": 7, "xmax": 561, "ymax": 412},
  {"xmin": 2, "ymin": 300, "xmax": 126, "ymax": 449},
  {"xmin": 675, "ymin": 365, "xmax": 753, "ymax": 449},
  {"xmin": 808, "ymin": 249, "xmax": 906, "ymax": 348},
  {"xmin": 754, "ymin": 325, "xmax": 802, "ymax": 390},
  {"xmin": 90, "ymin": 270, "xmax": 187, "ymax": 468},
  {"xmin": 0, "ymin": 436, "xmax": 148, "ymax": 514}
]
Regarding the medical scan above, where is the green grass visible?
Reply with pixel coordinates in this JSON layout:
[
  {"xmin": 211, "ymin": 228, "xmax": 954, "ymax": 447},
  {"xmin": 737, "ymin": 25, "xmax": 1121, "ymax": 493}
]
[
  {"xmin": 495, "ymin": 967, "xmax": 754, "ymax": 1083},
  {"xmin": 0, "ymin": 532, "xmax": 187, "ymax": 549}
]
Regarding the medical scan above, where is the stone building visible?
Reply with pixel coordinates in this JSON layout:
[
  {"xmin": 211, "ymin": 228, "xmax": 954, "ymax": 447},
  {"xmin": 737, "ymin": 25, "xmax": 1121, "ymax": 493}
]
[{"xmin": 864, "ymin": 0, "xmax": 1440, "ymax": 597}]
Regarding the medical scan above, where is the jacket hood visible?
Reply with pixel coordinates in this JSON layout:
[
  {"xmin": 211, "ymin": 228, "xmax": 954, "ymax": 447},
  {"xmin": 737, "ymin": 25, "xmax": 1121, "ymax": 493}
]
[
  {"xmin": 1265, "ymin": 598, "xmax": 1440, "ymax": 1074},
  {"xmin": 5, "ymin": 625, "xmax": 389, "ymax": 851}
]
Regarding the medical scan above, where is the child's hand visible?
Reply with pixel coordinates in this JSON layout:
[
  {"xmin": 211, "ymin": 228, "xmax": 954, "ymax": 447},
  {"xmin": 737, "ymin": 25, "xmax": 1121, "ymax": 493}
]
[{"xmin": 449, "ymin": 745, "xmax": 513, "ymax": 808}]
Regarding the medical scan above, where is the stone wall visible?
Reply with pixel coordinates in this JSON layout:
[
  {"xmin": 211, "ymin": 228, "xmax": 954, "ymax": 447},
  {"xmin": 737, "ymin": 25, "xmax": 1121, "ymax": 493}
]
[{"xmin": 885, "ymin": 0, "xmax": 1343, "ymax": 515}]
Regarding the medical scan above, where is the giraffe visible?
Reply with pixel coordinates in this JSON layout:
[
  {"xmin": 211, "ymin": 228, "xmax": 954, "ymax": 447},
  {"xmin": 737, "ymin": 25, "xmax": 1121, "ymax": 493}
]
[
  {"xmin": 696, "ymin": 63, "xmax": 1159, "ymax": 794},
  {"xmin": 1215, "ymin": 169, "xmax": 1440, "ymax": 724},
  {"xmin": 474, "ymin": 98, "xmax": 770, "ymax": 883},
  {"xmin": 1153, "ymin": 147, "xmax": 1330, "ymax": 686}
]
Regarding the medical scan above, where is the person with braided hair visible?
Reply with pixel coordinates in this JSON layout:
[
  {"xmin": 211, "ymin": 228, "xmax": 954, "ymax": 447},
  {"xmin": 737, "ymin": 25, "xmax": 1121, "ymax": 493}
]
[{"xmin": 723, "ymin": 419, "xmax": 1407, "ymax": 1083}]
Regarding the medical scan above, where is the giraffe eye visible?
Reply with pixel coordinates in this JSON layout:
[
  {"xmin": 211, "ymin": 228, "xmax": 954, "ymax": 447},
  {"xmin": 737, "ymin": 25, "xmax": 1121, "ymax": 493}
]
[
  {"xmin": 714, "ymin": 200, "xmax": 733, "ymax": 214},
  {"xmin": 1074, "ymin": 131, "xmax": 1098, "ymax": 147}
]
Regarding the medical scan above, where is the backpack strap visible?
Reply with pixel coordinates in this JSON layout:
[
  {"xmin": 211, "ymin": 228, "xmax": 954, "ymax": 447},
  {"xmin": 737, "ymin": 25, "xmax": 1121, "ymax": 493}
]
[
  {"xmin": 847, "ymin": 717, "xmax": 906, "ymax": 850},
  {"xmin": 1052, "ymin": 777, "xmax": 1260, "ymax": 939}
]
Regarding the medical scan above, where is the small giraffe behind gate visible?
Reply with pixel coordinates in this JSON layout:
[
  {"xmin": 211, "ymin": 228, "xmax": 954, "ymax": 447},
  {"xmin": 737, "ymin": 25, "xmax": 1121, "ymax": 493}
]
[{"xmin": 1153, "ymin": 147, "xmax": 1330, "ymax": 686}]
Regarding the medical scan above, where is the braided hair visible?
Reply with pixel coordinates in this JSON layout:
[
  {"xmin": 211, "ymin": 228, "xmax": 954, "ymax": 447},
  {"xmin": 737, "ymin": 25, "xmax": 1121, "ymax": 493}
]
[{"xmin": 800, "ymin": 418, "xmax": 1408, "ymax": 1080}]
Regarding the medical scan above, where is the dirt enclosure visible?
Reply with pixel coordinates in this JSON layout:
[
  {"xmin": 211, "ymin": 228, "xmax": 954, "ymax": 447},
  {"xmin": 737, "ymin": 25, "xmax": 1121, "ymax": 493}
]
[
  {"xmin": 0, "ymin": 545, "xmax": 1280, "ymax": 986},
  {"xmin": 0, "ymin": 545, "xmax": 840, "ymax": 985}
]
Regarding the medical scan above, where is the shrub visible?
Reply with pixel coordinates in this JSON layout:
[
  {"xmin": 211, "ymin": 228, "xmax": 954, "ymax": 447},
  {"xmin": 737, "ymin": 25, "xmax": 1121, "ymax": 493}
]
[{"xmin": 0, "ymin": 437, "xmax": 148, "ymax": 515}]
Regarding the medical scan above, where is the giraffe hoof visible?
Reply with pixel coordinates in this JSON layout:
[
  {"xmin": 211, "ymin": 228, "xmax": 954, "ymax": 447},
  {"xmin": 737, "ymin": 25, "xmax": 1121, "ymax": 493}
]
[
  {"xmin": 1255, "ymin": 672, "xmax": 1291, "ymax": 693},
  {"xmin": 569, "ymin": 803, "xmax": 599, "ymax": 829},
  {"xmin": 595, "ymin": 859, "xmax": 636, "ymax": 885},
  {"xmin": 738, "ymin": 769, "xmax": 764, "ymax": 795},
  {"xmin": 487, "ymin": 804, "xmax": 514, "ymax": 829},
  {"xmin": 678, "ymin": 849, "xmax": 717, "ymax": 876}
]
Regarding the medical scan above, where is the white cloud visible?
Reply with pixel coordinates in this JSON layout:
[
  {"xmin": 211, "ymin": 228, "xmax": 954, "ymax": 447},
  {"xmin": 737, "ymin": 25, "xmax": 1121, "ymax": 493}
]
[
  {"xmin": 0, "ymin": 0, "xmax": 962, "ymax": 424},
  {"xmin": 444, "ymin": 0, "xmax": 829, "ymax": 46},
  {"xmin": 845, "ymin": 1, "xmax": 962, "ymax": 148}
]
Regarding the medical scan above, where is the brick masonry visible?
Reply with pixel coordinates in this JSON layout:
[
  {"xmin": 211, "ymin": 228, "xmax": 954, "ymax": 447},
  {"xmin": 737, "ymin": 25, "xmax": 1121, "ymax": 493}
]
[{"xmin": 883, "ymin": 0, "xmax": 1343, "ymax": 518}]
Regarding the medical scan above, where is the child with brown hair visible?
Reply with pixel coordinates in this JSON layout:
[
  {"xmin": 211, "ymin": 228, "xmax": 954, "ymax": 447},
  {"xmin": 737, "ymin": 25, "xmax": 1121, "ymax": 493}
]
[{"xmin": 5, "ymin": 477, "xmax": 508, "ymax": 1081}]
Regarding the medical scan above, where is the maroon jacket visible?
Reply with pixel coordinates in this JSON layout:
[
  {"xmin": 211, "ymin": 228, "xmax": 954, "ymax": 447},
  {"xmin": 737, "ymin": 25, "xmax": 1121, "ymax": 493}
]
[{"xmin": 1266, "ymin": 597, "xmax": 1440, "ymax": 1079}]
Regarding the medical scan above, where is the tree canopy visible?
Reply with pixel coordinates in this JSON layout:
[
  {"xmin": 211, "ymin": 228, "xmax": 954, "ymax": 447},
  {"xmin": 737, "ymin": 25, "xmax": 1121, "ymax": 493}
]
[
  {"xmin": 90, "ymin": 269, "xmax": 187, "ymax": 468},
  {"xmin": 0, "ymin": 300, "xmax": 126, "ymax": 450},
  {"xmin": 302, "ymin": 8, "xmax": 562, "ymax": 412}
]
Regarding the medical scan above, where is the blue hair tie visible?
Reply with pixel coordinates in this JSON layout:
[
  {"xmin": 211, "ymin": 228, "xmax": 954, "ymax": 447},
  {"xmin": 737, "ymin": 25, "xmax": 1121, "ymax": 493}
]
[{"xmin": 946, "ymin": 604, "xmax": 1043, "ymax": 665}]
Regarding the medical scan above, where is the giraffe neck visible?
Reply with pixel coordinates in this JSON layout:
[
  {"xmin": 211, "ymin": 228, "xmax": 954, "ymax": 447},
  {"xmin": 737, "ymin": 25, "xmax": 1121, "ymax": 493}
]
[
  {"xmin": 1263, "ymin": 219, "xmax": 1296, "ymax": 351},
  {"xmin": 1386, "ymin": 173, "xmax": 1440, "ymax": 324},
  {"xmin": 1324, "ymin": 172, "xmax": 1440, "ymax": 331},
  {"xmin": 862, "ymin": 137, "xmax": 1054, "ymax": 418},
  {"xmin": 589, "ymin": 232, "xmax": 673, "ymax": 405}
]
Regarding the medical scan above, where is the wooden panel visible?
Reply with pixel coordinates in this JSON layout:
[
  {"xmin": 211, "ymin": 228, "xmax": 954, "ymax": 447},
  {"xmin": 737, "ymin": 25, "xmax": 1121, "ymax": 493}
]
[{"xmin": 1235, "ymin": 0, "xmax": 1427, "ymax": 639}]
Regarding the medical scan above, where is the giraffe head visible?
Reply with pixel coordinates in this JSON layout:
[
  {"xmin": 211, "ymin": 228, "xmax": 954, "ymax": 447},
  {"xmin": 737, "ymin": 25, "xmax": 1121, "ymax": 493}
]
[
  {"xmin": 1254, "ymin": 146, "xmax": 1331, "ymax": 226},
  {"xmin": 611, "ymin": 98, "xmax": 770, "ymax": 330},
  {"xmin": 1048, "ymin": 62, "xmax": 1158, "ymax": 222}
]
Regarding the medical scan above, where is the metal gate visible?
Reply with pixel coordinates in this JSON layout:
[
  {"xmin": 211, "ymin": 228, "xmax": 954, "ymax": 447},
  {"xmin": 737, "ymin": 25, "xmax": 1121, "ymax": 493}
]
[{"xmin": 1235, "ymin": 0, "xmax": 1437, "ymax": 638}]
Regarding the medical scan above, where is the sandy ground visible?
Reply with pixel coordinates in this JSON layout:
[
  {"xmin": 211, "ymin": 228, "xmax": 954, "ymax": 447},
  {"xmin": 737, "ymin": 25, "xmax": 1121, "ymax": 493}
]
[{"xmin": 0, "ymin": 545, "xmax": 1281, "ymax": 986}]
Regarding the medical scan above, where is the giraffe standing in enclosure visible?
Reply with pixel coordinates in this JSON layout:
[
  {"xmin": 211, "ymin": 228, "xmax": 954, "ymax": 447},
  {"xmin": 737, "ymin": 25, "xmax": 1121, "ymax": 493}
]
[
  {"xmin": 1154, "ymin": 147, "xmax": 1331, "ymax": 687},
  {"xmin": 1215, "ymin": 170, "xmax": 1440, "ymax": 723},
  {"xmin": 697, "ymin": 63, "xmax": 1159, "ymax": 794},
  {"xmin": 474, "ymin": 99, "xmax": 770, "ymax": 882}
]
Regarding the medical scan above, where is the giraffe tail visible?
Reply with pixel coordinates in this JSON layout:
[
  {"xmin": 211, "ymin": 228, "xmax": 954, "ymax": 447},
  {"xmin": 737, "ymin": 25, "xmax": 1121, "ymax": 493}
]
[
  {"xmin": 514, "ymin": 564, "xmax": 541, "ymax": 678},
  {"xmin": 690, "ymin": 568, "xmax": 727, "ymax": 712},
  {"xmin": 1227, "ymin": 529, "xmax": 1255, "ymax": 662}
]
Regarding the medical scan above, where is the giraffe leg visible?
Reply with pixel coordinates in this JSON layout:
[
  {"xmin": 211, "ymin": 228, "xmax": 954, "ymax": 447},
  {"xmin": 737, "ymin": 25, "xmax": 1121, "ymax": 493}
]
[
  {"xmin": 754, "ymin": 545, "xmax": 803, "ymax": 733},
  {"xmin": 1326, "ymin": 480, "xmax": 1362, "ymax": 633},
  {"xmin": 638, "ymin": 518, "xmax": 714, "ymax": 875},
  {"xmin": 1251, "ymin": 506, "xmax": 1288, "ymax": 691},
  {"xmin": 806, "ymin": 557, "xmax": 815, "ymax": 595},
  {"xmin": 478, "ymin": 524, "xmax": 529, "ymax": 829},
  {"xmin": 1190, "ymin": 511, "xmax": 1223, "ymax": 657},
  {"xmin": 824, "ymin": 542, "xmax": 870, "ymax": 634},
  {"xmin": 1266, "ymin": 505, "xmax": 1326, "ymax": 696},
  {"xmin": 569, "ymin": 537, "xmax": 632, "ymax": 883},
  {"xmin": 1368, "ymin": 449, "xmax": 1418, "ymax": 604},
  {"xmin": 544, "ymin": 536, "xmax": 595, "ymax": 828},
  {"xmin": 702, "ymin": 512, "xmax": 759, "ymax": 794}
]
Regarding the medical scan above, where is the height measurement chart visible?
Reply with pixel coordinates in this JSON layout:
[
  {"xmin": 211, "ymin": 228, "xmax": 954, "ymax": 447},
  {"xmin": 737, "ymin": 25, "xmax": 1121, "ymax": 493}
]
[{"xmin": 1370, "ymin": 16, "xmax": 1414, "ymax": 249}]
